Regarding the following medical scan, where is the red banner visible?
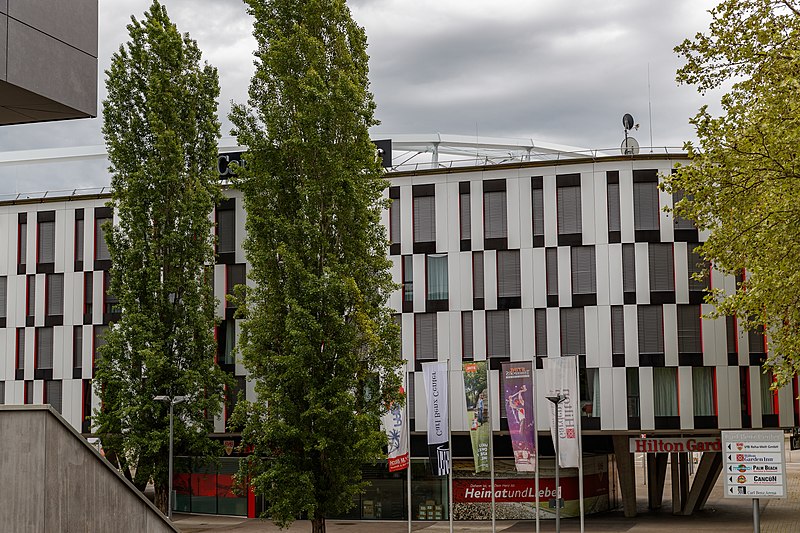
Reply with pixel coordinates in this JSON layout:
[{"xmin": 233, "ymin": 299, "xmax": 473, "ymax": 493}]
[
  {"xmin": 453, "ymin": 473, "xmax": 609, "ymax": 503},
  {"xmin": 388, "ymin": 453, "xmax": 409, "ymax": 472}
]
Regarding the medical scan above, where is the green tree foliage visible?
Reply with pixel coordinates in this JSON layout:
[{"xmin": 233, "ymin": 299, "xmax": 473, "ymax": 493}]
[
  {"xmin": 229, "ymin": 1, "xmax": 403, "ymax": 531},
  {"xmin": 96, "ymin": 0, "xmax": 228, "ymax": 513},
  {"xmin": 665, "ymin": 0, "xmax": 800, "ymax": 385}
]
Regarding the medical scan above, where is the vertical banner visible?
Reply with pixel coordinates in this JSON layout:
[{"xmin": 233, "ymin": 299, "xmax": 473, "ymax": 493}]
[
  {"xmin": 501, "ymin": 362, "xmax": 536, "ymax": 472},
  {"xmin": 543, "ymin": 357, "xmax": 580, "ymax": 468},
  {"xmin": 422, "ymin": 361, "xmax": 450, "ymax": 476},
  {"xmin": 462, "ymin": 361, "xmax": 490, "ymax": 473},
  {"xmin": 382, "ymin": 380, "xmax": 409, "ymax": 472}
]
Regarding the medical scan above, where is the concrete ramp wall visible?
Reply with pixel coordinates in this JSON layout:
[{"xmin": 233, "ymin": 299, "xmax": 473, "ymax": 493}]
[{"xmin": 0, "ymin": 405, "xmax": 179, "ymax": 533}]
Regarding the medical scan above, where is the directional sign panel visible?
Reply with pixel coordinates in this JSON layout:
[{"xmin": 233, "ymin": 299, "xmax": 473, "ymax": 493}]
[{"xmin": 722, "ymin": 430, "xmax": 786, "ymax": 499}]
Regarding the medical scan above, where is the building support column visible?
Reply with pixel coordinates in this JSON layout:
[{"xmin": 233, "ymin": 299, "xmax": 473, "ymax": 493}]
[
  {"xmin": 612, "ymin": 435, "xmax": 637, "ymax": 518},
  {"xmin": 681, "ymin": 451, "xmax": 722, "ymax": 515},
  {"xmin": 679, "ymin": 452, "xmax": 690, "ymax": 508},
  {"xmin": 670, "ymin": 453, "xmax": 681, "ymax": 514},
  {"xmin": 647, "ymin": 453, "xmax": 668, "ymax": 510}
]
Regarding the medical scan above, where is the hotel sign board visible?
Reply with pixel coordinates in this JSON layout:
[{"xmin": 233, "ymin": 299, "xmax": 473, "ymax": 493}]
[
  {"xmin": 722, "ymin": 430, "xmax": 786, "ymax": 499},
  {"xmin": 628, "ymin": 437, "xmax": 721, "ymax": 454}
]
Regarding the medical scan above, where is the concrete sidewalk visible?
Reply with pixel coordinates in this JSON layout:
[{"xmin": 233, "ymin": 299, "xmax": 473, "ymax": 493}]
[{"xmin": 173, "ymin": 451, "xmax": 800, "ymax": 532}]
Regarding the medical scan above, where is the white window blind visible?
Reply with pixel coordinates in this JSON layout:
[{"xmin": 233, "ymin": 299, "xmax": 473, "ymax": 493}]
[
  {"xmin": 487, "ymin": 310, "xmax": 510, "ymax": 357},
  {"xmin": 687, "ymin": 243, "xmax": 708, "ymax": 292},
  {"xmin": 19, "ymin": 222, "xmax": 27, "ymax": 264},
  {"xmin": 38, "ymin": 220, "xmax": 55, "ymax": 264},
  {"xmin": 75, "ymin": 218, "xmax": 85, "ymax": 262},
  {"xmin": 415, "ymin": 313, "xmax": 437, "ymax": 360},
  {"xmin": 622, "ymin": 244, "xmax": 636, "ymax": 293},
  {"xmin": 611, "ymin": 305, "xmax": 625, "ymax": 355},
  {"xmin": 462, "ymin": 312, "xmax": 473, "ymax": 359},
  {"xmin": 532, "ymin": 187, "xmax": 544, "ymax": 237},
  {"xmin": 47, "ymin": 274, "xmax": 64, "ymax": 316},
  {"xmin": 692, "ymin": 367, "xmax": 715, "ymax": 416},
  {"xmin": 637, "ymin": 305, "xmax": 664, "ymax": 354},
  {"xmin": 0, "ymin": 276, "xmax": 6, "ymax": 319},
  {"xmin": 560, "ymin": 307, "xmax": 586, "ymax": 356},
  {"xmin": 653, "ymin": 367, "xmax": 678, "ymax": 416},
  {"xmin": 17, "ymin": 329, "xmax": 25, "ymax": 369},
  {"xmin": 217, "ymin": 209, "xmax": 236, "ymax": 253},
  {"xmin": 634, "ymin": 181, "xmax": 659, "ymax": 231},
  {"xmin": 38, "ymin": 327, "xmax": 54, "ymax": 369},
  {"xmin": 95, "ymin": 218, "xmax": 111, "ymax": 261},
  {"xmin": 546, "ymin": 248, "xmax": 558, "ymax": 296},
  {"xmin": 677, "ymin": 304, "xmax": 702, "ymax": 353},
  {"xmin": 426, "ymin": 254, "xmax": 448, "ymax": 301},
  {"xmin": 484, "ymin": 190, "xmax": 507, "ymax": 239},
  {"xmin": 571, "ymin": 246, "xmax": 596, "ymax": 295},
  {"xmin": 473, "ymin": 252, "xmax": 484, "ymax": 299},
  {"xmin": 497, "ymin": 250, "xmax": 521, "ymax": 298},
  {"xmin": 673, "ymin": 190, "xmax": 695, "ymax": 230},
  {"xmin": 535, "ymin": 309, "xmax": 547, "ymax": 356},
  {"xmin": 27, "ymin": 276, "xmax": 35, "ymax": 317},
  {"xmin": 648, "ymin": 244, "xmax": 674, "ymax": 292},
  {"xmin": 46, "ymin": 380, "xmax": 62, "ymax": 414},
  {"xmin": 607, "ymin": 183, "xmax": 621, "ymax": 232},
  {"xmin": 460, "ymin": 193, "xmax": 471, "ymax": 241},
  {"xmin": 74, "ymin": 326, "xmax": 83, "ymax": 369},
  {"xmin": 390, "ymin": 197, "xmax": 401, "ymax": 243},
  {"xmin": 413, "ymin": 195, "xmax": 436, "ymax": 243},
  {"xmin": 557, "ymin": 186, "xmax": 582, "ymax": 235}
]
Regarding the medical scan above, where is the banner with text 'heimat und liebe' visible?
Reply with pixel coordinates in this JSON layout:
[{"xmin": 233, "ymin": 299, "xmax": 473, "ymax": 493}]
[
  {"xmin": 543, "ymin": 357, "xmax": 580, "ymax": 468},
  {"xmin": 422, "ymin": 361, "xmax": 450, "ymax": 476},
  {"xmin": 381, "ymin": 381, "xmax": 409, "ymax": 472},
  {"xmin": 463, "ymin": 361, "xmax": 490, "ymax": 473},
  {"xmin": 501, "ymin": 361, "xmax": 536, "ymax": 472}
]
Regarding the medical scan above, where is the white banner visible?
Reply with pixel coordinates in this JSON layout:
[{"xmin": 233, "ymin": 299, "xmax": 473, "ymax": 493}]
[
  {"xmin": 381, "ymin": 378, "xmax": 409, "ymax": 472},
  {"xmin": 544, "ymin": 356, "xmax": 580, "ymax": 468},
  {"xmin": 422, "ymin": 361, "xmax": 450, "ymax": 476}
]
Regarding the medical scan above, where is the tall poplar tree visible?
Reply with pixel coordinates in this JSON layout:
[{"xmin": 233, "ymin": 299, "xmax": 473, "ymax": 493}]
[
  {"xmin": 97, "ymin": 0, "xmax": 227, "ymax": 513},
  {"xmin": 665, "ymin": 0, "xmax": 800, "ymax": 385},
  {"xmin": 230, "ymin": 1, "xmax": 403, "ymax": 531}
]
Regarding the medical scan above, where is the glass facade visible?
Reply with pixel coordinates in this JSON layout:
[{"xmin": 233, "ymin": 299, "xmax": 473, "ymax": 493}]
[{"xmin": 174, "ymin": 457, "xmax": 249, "ymax": 516}]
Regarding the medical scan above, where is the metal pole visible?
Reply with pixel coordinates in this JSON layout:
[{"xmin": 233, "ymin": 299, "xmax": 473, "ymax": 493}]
[
  {"xmin": 406, "ymin": 375, "xmax": 412, "ymax": 533},
  {"xmin": 487, "ymin": 368, "xmax": 496, "ymax": 533},
  {"xmin": 447, "ymin": 360, "xmax": 453, "ymax": 533},
  {"xmin": 753, "ymin": 498, "xmax": 760, "ymax": 533},
  {"xmin": 534, "ymin": 368, "xmax": 540, "ymax": 533},
  {"xmin": 554, "ymin": 400, "xmax": 561, "ymax": 533},
  {"xmin": 168, "ymin": 399, "xmax": 174, "ymax": 520}
]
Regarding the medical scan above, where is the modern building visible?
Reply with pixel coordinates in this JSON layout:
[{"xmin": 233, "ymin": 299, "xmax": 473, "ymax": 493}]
[
  {"xmin": 0, "ymin": 0, "xmax": 98, "ymax": 124},
  {"xmin": 0, "ymin": 139, "xmax": 795, "ymax": 520}
]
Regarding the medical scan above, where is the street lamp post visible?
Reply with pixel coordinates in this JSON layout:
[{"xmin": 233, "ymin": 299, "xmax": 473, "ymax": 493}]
[
  {"xmin": 546, "ymin": 393, "xmax": 567, "ymax": 533},
  {"xmin": 154, "ymin": 394, "xmax": 187, "ymax": 520}
]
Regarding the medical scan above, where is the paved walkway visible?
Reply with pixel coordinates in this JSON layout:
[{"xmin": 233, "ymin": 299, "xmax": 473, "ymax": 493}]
[{"xmin": 173, "ymin": 445, "xmax": 800, "ymax": 532}]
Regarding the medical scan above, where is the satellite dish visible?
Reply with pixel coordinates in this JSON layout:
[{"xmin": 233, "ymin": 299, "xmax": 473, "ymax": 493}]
[
  {"xmin": 622, "ymin": 113, "xmax": 635, "ymax": 131},
  {"xmin": 621, "ymin": 136, "xmax": 640, "ymax": 155}
]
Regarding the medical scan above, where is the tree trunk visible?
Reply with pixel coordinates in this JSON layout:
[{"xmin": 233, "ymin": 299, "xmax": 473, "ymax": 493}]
[
  {"xmin": 154, "ymin": 480, "xmax": 169, "ymax": 515},
  {"xmin": 311, "ymin": 515, "xmax": 326, "ymax": 533}
]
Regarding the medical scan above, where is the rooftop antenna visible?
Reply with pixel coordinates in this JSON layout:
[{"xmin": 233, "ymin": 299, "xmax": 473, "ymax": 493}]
[{"xmin": 621, "ymin": 113, "xmax": 640, "ymax": 155}]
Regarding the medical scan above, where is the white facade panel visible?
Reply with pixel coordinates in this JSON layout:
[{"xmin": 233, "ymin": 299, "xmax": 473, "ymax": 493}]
[
  {"xmin": 663, "ymin": 304, "xmax": 678, "ymax": 367},
  {"xmin": 639, "ymin": 367, "xmax": 655, "ymax": 431},
  {"xmin": 557, "ymin": 246, "xmax": 571, "ymax": 308},
  {"xmin": 678, "ymin": 366, "xmax": 693, "ymax": 429}
]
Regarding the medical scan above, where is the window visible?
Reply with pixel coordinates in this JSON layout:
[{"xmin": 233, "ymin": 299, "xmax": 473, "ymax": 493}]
[
  {"xmin": 414, "ymin": 313, "xmax": 437, "ymax": 360},
  {"xmin": 226, "ymin": 264, "xmax": 246, "ymax": 304},
  {"xmin": 426, "ymin": 254, "xmax": 448, "ymax": 302},
  {"xmin": 532, "ymin": 177, "xmax": 544, "ymax": 245},
  {"xmin": 692, "ymin": 367, "xmax": 715, "ymax": 416},
  {"xmin": 673, "ymin": 189, "xmax": 695, "ymax": 230},
  {"xmin": 215, "ymin": 198, "xmax": 236, "ymax": 256},
  {"xmin": 93, "ymin": 325, "xmax": 108, "ymax": 367},
  {"xmin": 461, "ymin": 312, "xmax": 473, "ymax": 360},
  {"xmin": 622, "ymin": 243, "xmax": 636, "ymax": 300},
  {"xmin": 75, "ymin": 209, "xmax": 85, "ymax": 268},
  {"xmin": 103, "ymin": 271, "xmax": 120, "ymax": 317},
  {"xmin": 0, "ymin": 276, "xmax": 6, "ymax": 322},
  {"xmin": 412, "ymin": 188, "xmax": 435, "ymax": 247},
  {"xmin": 95, "ymin": 214, "xmax": 111, "ymax": 261},
  {"xmin": 45, "ymin": 380, "xmax": 62, "ymax": 414},
  {"xmin": 633, "ymin": 170, "xmax": 659, "ymax": 233},
  {"xmin": 687, "ymin": 243, "xmax": 708, "ymax": 293},
  {"xmin": 648, "ymin": 243, "xmax": 674, "ymax": 293},
  {"xmin": 535, "ymin": 309, "xmax": 547, "ymax": 357},
  {"xmin": 556, "ymin": 175, "xmax": 582, "ymax": 241},
  {"xmin": 545, "ymin": 248, "xmax": 558, "ymax": 298},
  {"xmin": 84, "ymin": 271, "xmax": 93, "ymax": 317},
  {"xmin": 484, "ymin": 188, "xmax": 507, "ymax": 241},
  {"xmin": 26, "ymin": 274, "xmax": 35, "ymax": 318},
  {"xmin": 611, "ymin": 305, "xmax": 625, "ymax": 361},
  {"xmin": 0, "ymin": 382, "xmax": 4, "ymax": 405},
  {"xmin": 389, "ymin": 186, "xmax": 401, "ymax": 253},
  {"xmin": 607, "ymin": 171, "xmax": 621, "ymax": 236},
  {"xmin": 402, "ymin": 255, "xmax": 413, "ymax": 312},
  {"xmin": 637, "ymin": 305, "xmax": 664, "ymax": 357},
  {"xmin": 221, "ymin": 319, "xmax": 236, "ymax": 365},
  {"xmin": 653, "ymin": 367, "xmax": 678, "ymax": 416},
  {"xmin": 472, "ymin": 251, "xmax": 484, "ymax": 307},
  {"xmin": 677, "ymin": 304, "xmax": 702, "ymax": 354},
  {"xmin": 459, "ymin": 183, "xmax": 471, "ymax": 242},
  {"xmin": 761, "ymin": 370, "xmax": 776, "ymax": 416},
  {"xmin": 24, "ymin": 381, "xmax": 33, "ymax": 404},
  {"xmin": 726, "ymin": 316, "xmax": 738, "ymax": 356},
  {"xmin": 486, "ymin": 310, "xmax": 510, "ymax": 358},
  {"xmin": 37, "ymin": 327, "xmax": 54, "ymax": 370},
  {"xmin": 626, "ymin": 368, "xmax": 640, "ymax": 417},
  {"xmin": 16, "ymin": 328, "xmax": 25, "ymax": 371},
  {"xmin": 37, "ymin": 213, "xmax": 55, "ymax": 264},
  {"xmin": 580, "ymin": 368, "xmax": 600, "ymax": 418},
  {"xmin": 571, "ymin": 246, "xmax": 596, "ymax": 296},
  {"xmin": 497, "ymin": 250, "xmax": 521, "ymax": 308},
  {"xmin": 73, "ymin": 326, "xmax": 83, "ymax": 370},
  {"xmin": 82, "ymin": 379, "xmax": 93, "ymax": 433},
  {"xmin": 226, "ymin": 375, "xmax": 247, "ymax": 425},
  {"xmin": 46, "ymin": 274, "xmax": 64, "ymax": 317},
  {"xmin": 18, "ymin": 214, "xmax": 27, "ymax": 270},
  {"xmin": 560, "ymin": 307, "xmax": 585, "ymax": 357},
  {"xmin": 748, "ymin": 325, "xmax": 766, "ymax": 354}
]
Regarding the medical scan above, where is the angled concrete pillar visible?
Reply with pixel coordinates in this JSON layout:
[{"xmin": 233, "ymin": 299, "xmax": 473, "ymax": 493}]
[
  {"xmin": 612, "ymin": 435, "xmax": 637, "ymax": 518},
  {"xmin": 681, "ymin": 451, "xmax": 722, "ymax": 515}
]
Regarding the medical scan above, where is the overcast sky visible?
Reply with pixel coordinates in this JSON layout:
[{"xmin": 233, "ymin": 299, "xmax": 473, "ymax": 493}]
[{"xmin": 0, "ymin": 0, "xmax": 723, "ymax": 194}]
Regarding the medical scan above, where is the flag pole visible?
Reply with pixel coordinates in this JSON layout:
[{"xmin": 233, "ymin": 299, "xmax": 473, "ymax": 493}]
[
  {"xmin": 448, "ymin": 358, "xmax": 453, "ymax": 533},
  {"xmin": 488, "ymin": 364, "xmax": 496, "ymax": 533},
  {"xmin": 575, "ymin": 355, "xmax": 585, "ymax": 533},
  {"xmin": 534, "ymin": 363, "xmax": 540, "ymax": 533},
  {"xmin": 406, "ymin": 372, "xmax": 412, "ymax": 533}
]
